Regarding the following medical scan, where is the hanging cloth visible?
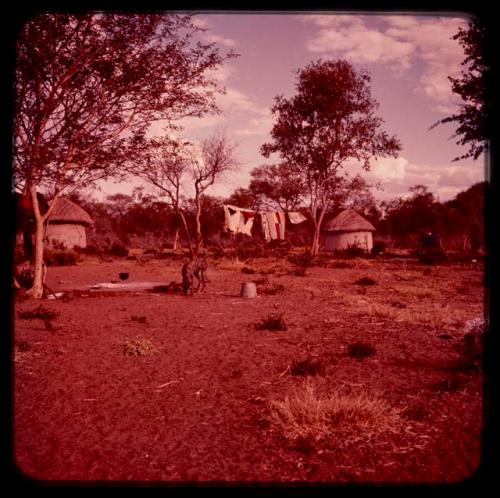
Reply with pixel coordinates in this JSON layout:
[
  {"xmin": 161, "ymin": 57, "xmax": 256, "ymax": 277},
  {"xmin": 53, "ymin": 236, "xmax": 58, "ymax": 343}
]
[{"xmin": 287, "ymin": 211, "xmax": 307, "ymax": 224}]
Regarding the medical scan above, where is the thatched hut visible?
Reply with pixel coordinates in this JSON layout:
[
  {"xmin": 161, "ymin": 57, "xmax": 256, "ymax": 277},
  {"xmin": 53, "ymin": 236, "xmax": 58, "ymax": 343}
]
[
  {"xmin": 323, "ymin": 209, "xmax": 375, "ymax": 252},
  {"xmin": 45, "ymin": 198, "xmax": 93, "ymax": 249}
]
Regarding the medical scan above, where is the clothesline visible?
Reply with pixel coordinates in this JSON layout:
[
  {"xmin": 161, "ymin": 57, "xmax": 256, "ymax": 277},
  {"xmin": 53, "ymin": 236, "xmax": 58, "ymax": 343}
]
[{"xmin": 223, "ymin": 204, "xmax": 307, "ymax": 241}]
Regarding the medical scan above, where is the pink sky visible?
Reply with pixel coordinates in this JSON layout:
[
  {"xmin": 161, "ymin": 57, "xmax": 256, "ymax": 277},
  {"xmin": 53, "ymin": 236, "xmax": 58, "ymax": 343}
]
[{"xmin": 95, "ymin": 12, "xmax": 486, "ymax": 203}]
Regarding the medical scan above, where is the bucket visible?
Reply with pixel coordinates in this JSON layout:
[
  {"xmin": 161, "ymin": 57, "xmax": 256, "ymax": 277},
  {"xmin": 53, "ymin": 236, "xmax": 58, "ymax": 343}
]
[{"xmin": 241, "ymin": 282, "xmax": 257, "ymax": 298}]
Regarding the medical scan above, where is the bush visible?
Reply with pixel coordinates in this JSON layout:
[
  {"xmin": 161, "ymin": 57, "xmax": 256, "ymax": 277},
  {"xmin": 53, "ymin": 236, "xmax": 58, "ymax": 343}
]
[
  {"xmin": 371, "ymin": 241, "xmax": 386, "ymax": 255},
  {"xmin": 109, "ymin": 241, "xmax": 129, "ymax": 257},
  {"xmin": 45, "ymin": 249, "xmax": 78, "ymax": 266},
  {"xmin": 288, "ymin": 251, "xmax": 314, "ymax": 276},
  {"xmin": 235, "ymin": 238, "xmax": 266, "ymax": 261},
  {"xmin": 345, "ymin": 244, "xmax": 366, "ymax": 257}
]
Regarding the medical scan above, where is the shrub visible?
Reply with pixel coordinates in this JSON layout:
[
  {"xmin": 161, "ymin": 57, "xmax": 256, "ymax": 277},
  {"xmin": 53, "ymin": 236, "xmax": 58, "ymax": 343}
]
[
  {"xmin": 346, "ymin": 341, "xmax": 376, "ymax": 359},
  {"xmin": 109, "ymin": 241, "xmax": 129, "ymax": 257},
  {"xmin": 235, "ymin": 238, "xmax": 266, "ymax": 261},
  {"xmin": 288, "ymin": 251, "xmax": 314, "ymax": 276},
  {"xmin": 371, "ymin": 241, "xmax": 386, "ymax": 255},
  {"xmin": 345, "ymin": 243, "xmax": 366, "ymax": 257},
  {"xmin": 254, "ymin": 314, "xmax": 287, "ymax": 331},
  {"xmin": 290, "ymin": 358, "xmax": 325, "ymax": 376},
  {"xmin": 45, "ymin": 249, "xmax": 78, "ymax": 266}
]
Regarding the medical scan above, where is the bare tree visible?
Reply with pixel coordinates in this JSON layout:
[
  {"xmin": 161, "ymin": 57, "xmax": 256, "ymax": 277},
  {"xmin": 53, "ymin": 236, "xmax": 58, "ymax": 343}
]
[
  {"xmin": 14, "ymin": 13, "xmax": 235, "ymax": 297},
  {"xmin": 132, "ymin": 137, "xmax": 193, "ymax": 253},
  {"xmin": 189, "ymin": 132, "xmax": 239, "ymax": 254}
]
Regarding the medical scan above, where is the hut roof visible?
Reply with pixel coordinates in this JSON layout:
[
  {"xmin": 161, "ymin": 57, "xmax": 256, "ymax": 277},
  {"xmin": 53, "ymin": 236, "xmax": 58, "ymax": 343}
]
[
  {"xmin": 323, "ymin": 209, "xmax": 375, "ymax": 232},
  {"xmin": 48, "ymin": 198, "xmax": 93, "ymax": 225}
]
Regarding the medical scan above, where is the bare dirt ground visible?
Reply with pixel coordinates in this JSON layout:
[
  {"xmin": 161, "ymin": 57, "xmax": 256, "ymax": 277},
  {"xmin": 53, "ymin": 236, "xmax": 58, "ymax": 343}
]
[{"xmin": 13, "ymin": 253, "xmax": 486, "ymax": 484}]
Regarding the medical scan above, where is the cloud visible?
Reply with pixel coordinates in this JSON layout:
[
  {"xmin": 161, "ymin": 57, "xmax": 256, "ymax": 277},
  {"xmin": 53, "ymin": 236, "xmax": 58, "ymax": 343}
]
[
  {"xmin": 299, "ymin": 14, "xmax": 468, "ymax": 112},
  {"xmin": 192, "ymin": 15, "xmax": 238, "ymax": 48}
]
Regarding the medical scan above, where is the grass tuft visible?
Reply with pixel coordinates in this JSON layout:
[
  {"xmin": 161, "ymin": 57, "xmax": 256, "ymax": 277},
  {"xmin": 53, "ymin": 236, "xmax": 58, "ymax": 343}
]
[
  {"xmin": 121, "ymin": 338, "xmax": 158, "ymax": 356},
  {"xmin": 255, "ymin": 314, "xmax": 287, "ymax": 331},
  {"xmin": 268, "ymin": 380, "xmax": 401, "ymax": 446}
]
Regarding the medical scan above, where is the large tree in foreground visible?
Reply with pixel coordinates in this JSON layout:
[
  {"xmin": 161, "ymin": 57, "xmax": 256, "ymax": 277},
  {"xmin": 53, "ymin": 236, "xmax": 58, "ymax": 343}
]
[
  {"xmin": 14, "ymin": 13, "xmax": 234, "ymax": 297},
  {"xmin": 431, "ymin": 19, "xmax": 489, "ymax": 161},
  {"xmin": 261, "ymin": 59, "xmax": 401, "ymax": 254}
]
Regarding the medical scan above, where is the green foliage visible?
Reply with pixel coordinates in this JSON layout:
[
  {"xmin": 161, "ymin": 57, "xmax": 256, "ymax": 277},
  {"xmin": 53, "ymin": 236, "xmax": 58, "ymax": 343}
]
[{"xmin": 431, "ymin": 19, "xmax": 489, "ymax": 161}]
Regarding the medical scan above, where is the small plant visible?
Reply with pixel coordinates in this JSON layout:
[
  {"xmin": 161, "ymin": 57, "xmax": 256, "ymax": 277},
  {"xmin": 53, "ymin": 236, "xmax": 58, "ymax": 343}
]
[
  {"xmin": 290, "ymin": 358, "xmax": 325, "ymax": 376},
  {"xmin": 354, "ymin": 276, "xmax": 377, "ymax": 286},
  {"xmin": 346, "ymin": 341, "xmax": 376, "ymax": 359},
  {"xmin": 345, "ymin": 244, "xmax": 366, "ymax": 257},
  {"xmin": 259, "ymin": 283, "xmax": 285, "ymax": 295},
  {"xmin": 121, "ymin": 338, "xmax": 158, "ymax": 356},
  {"xmin": 241, "ymin": 266, "xmax": 256, "ymax": 274},
  {"xmin": 331, "ymin": 260, "xmax": 354, "ymax": 269},
  {"xmin": 18, "ymin": 305, "xmax": 59, "ymax": 321},
  {"xmin": 288, "ymin": 251, "xmax": 314, "ymax": 276},
  {"xmin": 131, "ymin": 315, "xmax": 147, "ymax": 323},
  {"xmin": 254, "ymin": 314, "xmax": 287, "ymax": 331}
]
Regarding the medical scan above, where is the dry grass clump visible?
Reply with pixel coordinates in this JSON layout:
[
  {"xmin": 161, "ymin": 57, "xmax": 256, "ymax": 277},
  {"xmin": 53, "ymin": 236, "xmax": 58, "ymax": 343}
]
[
  {"xmin": 354, "ymin": 276, "xmax": 377, "ymax": 286},
  {"xmin": 268, "ymin": 380, "xmax": 401, "ymax": 447},
  {"xmin": 18, "ymin": 305, "xmax": 59, "ymax": 321},
  {"xmin": 259, "ymin": 283, "xmax": 285, "ymax": 295},
  {"xmin": 131, "ymin": 315, "xmax": 147, "ymax": 323},
  {"xmin": 121, "ymin": 338, "xmax": 158, "ymax": 356},
  {"xmin": 330, "ymin": 260, "xmax": 355, "ymax": 269},
  {"xmin": 241, "ymin": 266, "xmax": 256, "ymax": 274},
  {"xmin": 254, "ymin": 314, "xmax": 287, "ymax": 331}
]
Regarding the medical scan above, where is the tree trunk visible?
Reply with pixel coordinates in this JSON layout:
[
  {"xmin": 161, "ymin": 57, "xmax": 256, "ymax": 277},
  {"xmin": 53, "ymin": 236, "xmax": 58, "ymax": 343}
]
[
  {"xmin": 194, "ymin": 194, "xmax": 203, "ymax": 255},
  {"xmin": 172, "ymin": 226, "xmax": 180, "ymax": 251},
  {"xmin": 178, "ymin": 210, "xmax": 194, "ymax": 257},
  {"xmin": 26, "ymin": 211, "xmax": 45, "ymax": 298},
  {"xmin": 311, "ymin": 221, "xmax": 321, "ymax": 256}
]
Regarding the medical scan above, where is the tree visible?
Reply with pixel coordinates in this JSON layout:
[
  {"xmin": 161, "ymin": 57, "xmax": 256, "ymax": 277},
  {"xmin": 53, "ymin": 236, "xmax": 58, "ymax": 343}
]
[
  {"xmin": 189, "ymin": 132, "xmax": 239, "ymax": 254},
  {"xmin": 431, "ymin": 19, "xmax": 489, "ymax": 161},
  {"xmin": 14, "ymin": 13, "xmax": 234, "ymax": 296},
  {"xmin": 248, "ymin": 163, "xmax": 304, "ymax": 211},
  {"xmin": 261, "ymin": 59, "xmax": 401, "ymax": 254},
  {"xmin": 131, "ymin": 136, "xmax": 194, "ymax": 253}
]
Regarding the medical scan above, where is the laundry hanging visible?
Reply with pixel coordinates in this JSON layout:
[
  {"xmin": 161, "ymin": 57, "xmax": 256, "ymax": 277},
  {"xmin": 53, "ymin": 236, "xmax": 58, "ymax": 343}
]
[
  {"xmin": 223, "ymin": 204, "xmax": 256, "ymax": 236},
  {"xmin": 287, "ymin": 211, "xmax": 307, "ymax": 224},
  {"xmin": 261, "ymin": 211, "xmax": 286, "ymax": 241}
]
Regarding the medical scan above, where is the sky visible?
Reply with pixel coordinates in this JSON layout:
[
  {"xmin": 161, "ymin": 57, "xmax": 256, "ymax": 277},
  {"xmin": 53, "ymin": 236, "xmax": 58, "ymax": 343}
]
[{"xmin": 94, "ymin": 12, "xmax": 486, "ymax": 204}]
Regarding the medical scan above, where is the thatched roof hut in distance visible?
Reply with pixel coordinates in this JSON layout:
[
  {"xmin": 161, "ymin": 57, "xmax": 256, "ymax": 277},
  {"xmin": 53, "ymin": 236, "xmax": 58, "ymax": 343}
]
[
  {"xmin": 323, "ymin": 209, "xmax": 375, "ymax": 253},
  {"xmin": 45, "ymin": 198, "xmax": 93, "ymax": 249}
]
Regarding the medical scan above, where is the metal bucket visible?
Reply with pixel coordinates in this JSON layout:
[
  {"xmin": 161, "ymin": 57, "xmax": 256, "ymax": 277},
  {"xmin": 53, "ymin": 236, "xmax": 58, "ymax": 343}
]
[{"xmin": 240, "ymin": 282, "xmax": 257, "ymax": 298}]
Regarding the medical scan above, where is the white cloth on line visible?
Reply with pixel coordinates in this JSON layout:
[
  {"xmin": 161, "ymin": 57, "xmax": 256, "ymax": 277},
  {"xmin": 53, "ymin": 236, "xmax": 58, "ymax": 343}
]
[{"xmin": 287, "ymin": 211, "xmax": 307, "ymax": 224}]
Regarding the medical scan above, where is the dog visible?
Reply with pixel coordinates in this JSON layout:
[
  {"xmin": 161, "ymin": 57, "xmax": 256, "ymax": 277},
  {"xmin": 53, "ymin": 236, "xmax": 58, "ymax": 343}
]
[{"xmin": 181, "ymin": 254, "xmax": 209, "ymax": 295}]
